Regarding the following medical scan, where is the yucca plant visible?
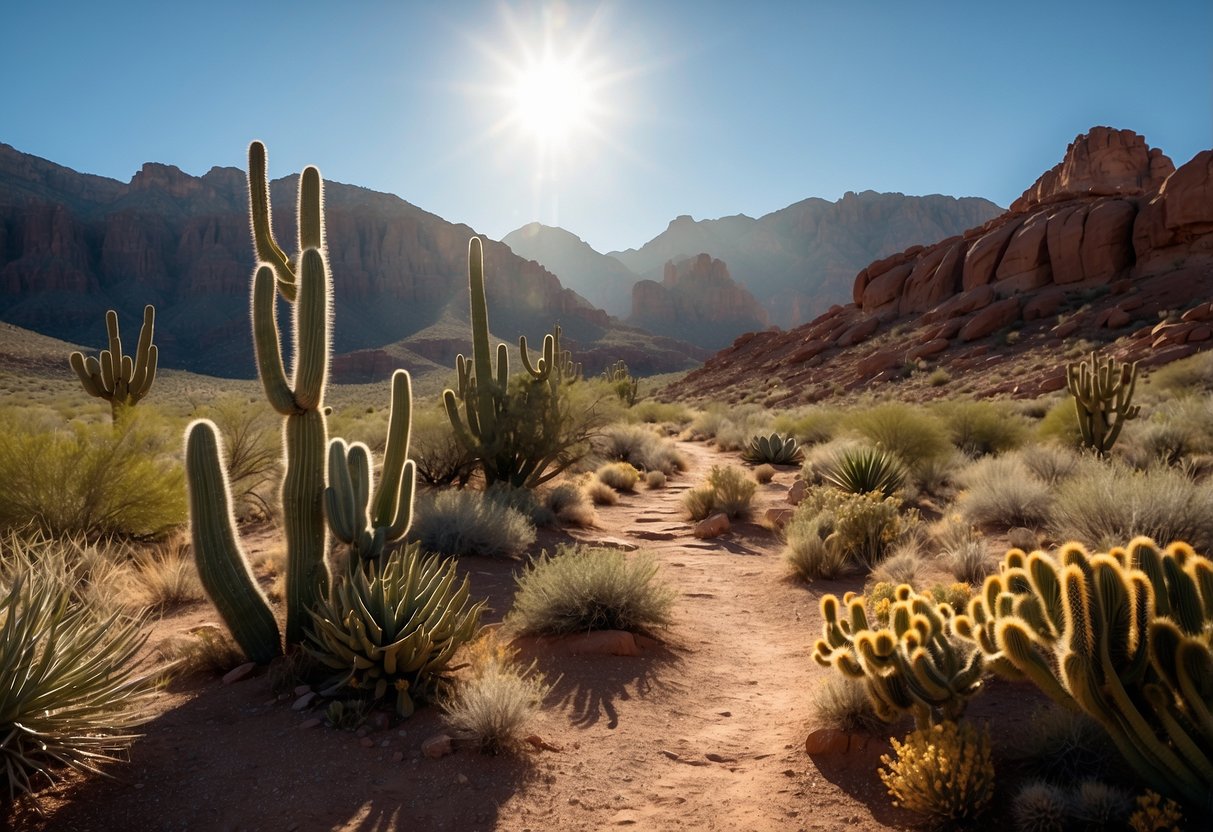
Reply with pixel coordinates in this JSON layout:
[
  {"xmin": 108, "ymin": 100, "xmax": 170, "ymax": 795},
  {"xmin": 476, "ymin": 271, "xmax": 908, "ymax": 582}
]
[
  {"xmin": 1, "ymin": 543, "xmax": 158, "ymax": 802},
  {"xmin": 742, "ymin": 432, "xmax": 804, "ymax": 465},
  {"xmin": 821, "ymin": 445, "xmax": 906, "ymax": 497},
  {"xmin": 306, "ymin": 542, "xmax": 485, "ymax": 717}
]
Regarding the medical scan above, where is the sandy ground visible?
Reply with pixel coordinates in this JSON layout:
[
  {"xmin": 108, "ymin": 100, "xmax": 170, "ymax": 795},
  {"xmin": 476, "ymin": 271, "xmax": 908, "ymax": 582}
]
[{"xmin": 15, "ymin": 440, "xmax": 939, "ymax": 832}]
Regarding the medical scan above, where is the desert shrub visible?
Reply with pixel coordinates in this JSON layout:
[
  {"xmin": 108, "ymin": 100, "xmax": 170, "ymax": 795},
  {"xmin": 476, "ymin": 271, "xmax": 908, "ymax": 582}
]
[
  {"xmin": 154, "ymin": 625, "xmax": 245, "ymax": 677},
  {"xmin": 542, "ymin": 483, "xmax": 595, "ymax": 527},
  {"xmin": 869, "ymin": 546, "xmax": 923, "ymax": 587},
  {"xmin": 956, "ymin": 455, "xmax": 1051, "ymax": 528},
  {"xmin": 195, "ymin": 394, "xmax": 279, "ymax": 519},
  {"xmin": 926, "ymin": 582, "xmax": 972, "ymax": 615},
  {"xmin": 688, "ymin": 403, "xmax": 771, "ymax": 451},
  {"xmin": 933, "ymin": 399, "xmax": 1030, "ymax": 457},
  {"xmin": 879, "ymin": 720, "xmax": 995, "ymax": 823},
  {"xmin": 785, "ymin": 513, "xmax": 849, "ymax": 581},
  {"xmin": 1128, "ymin": 791, "xmax": 1185, "ymax": 832},
  {"xmin": 821, "ymin": 444, "xmax": 906, "ymax": 497},
  {"xmin": 594, "ymin": 424, "xmax": 687, "ymax": 475},
  {"xmin": 793, "ymin": 489, "xmax": 909, "ymax": 572},
  {"xmin": 1016, "ymin": 442, "xmax": 1082, "ymax": 485},
  {"xmin": 584, "ymin": 479, "xmax": 620, "ymax": 506},
  {"xmin": 645, "ymin": 470, "xmax": 667, "ymax": 489},
  {"xmin": 926, "ymin": 367, "xmax": 952, "ymax": 387},
  {"xmin": 410, "ymin": 406, "xmax": 475, "ymax": 488},
  {"xmin": 596, "ymin": 461, "xmax": 641, "ymax": 492},
  {"xmin": 0, "ymin": 408, "xmax": 186, "ymax": 539},
  {"xmin": 1146, "ymin": 348, "xmax": 1213, "ymax": 396},
  {"xmin": 772, "ymin": 406, "xmax": 842, "ymax": 445},
  {"xmin": 907, "ymin": 450, "xmax": 961, "ymax": 498},
  {"xmin": 442, "ymin": 632, "xmax": 550, "ymax": 754},
  {"xmin": 306, "ymin": 544, "xmax": 485, "ymax": 716},
  {"xmin": 411, "ymin": 490, "xmax": 536, "ymax": 558},
  {"xmin": 849, "ymin": 402, "xmax": 951, "ymax": 468},
  {"xmin": 129, "ymin": 536, "xmax": 204, "ymax": 611},
  {"xmin": 943, "ymin": 538, "xmax": 992, "ymax": 583},
  {"xmin": 813, "ymin": 676, "xmax": 888, "ymax": 734},
  {"xmin": 0, "ymin": 537, "xmax": 159, "ymax": 802},
  {"xmin": 1037, "ymin": 398, "xmax": 1085, "ymax": 447},
  {"xmin": 507, "ymin": 545, "xmax": 674, "ymax": 636},
  {"xmin": 627, "ymin": 400, "xmax": 692, "ymax": 426},
  {"xmin": 1013, "ymin": 781, "xmax": 1071, "ymax": 832},
  {"xmin": 753, "ymin": 463, "xmax": 776, "ymax": 484},
  {"xmin": 1049, "ymin": 460, "xmax": 1213, "ymax": 551},
  {"xmin": 697, "ymin": 465, "xmax": 757, "ymax": 519}
]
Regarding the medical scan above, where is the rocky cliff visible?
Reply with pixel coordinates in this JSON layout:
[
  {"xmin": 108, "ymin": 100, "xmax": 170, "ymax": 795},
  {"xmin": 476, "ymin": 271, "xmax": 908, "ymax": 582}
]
[
  {"xmin": 610, "ymin": 192, "xmax": 1003, "ymax": 328},
  {"xmin": 629, "ymin": 254, "xmax": 769, "ymax": 350},
  {"xmin": 0, "ymin": 143, "xmax": 703, "ymax": 380},
  {"xmin": 665, "ymin": 128, "xmax": 1213, "ymax": 405}
]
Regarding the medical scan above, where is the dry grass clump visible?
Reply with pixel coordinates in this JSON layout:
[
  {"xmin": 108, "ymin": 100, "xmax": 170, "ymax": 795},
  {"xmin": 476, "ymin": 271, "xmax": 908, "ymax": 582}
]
[
  {"xmin": 1015, "ymin": 442, "xmax": 1082, "ymax": 485},
  {"xmin": 753, "ymin": 463, "xmax": 776, "ymax": 484},
  {"xmin": 411, "ymin": 489, "xmax": 536, "ymax": 558},
  {"xmin": 506, "ymin": 545, "xmax": 674, "ymax": 636},
  {"xmin": 596, "ymin": 461, "xmax": 641, "ymax": 492},
  {"xmin": 771, "ymin": 406, "xmax": 842, "ymax": 445},
  {"xmin": 868, "ymin": 545, "xmax": 923, "ymax": 587},
  {"xmin": 687, "ymin": 404, "xmax": 771, "ymax": 451},
  {"xmin": 584, "ymin": 479, "xmax": 620, "ymax": 506},
  {"xmin": 442, "ymin": 632, "xmax": 550, "ymax": 755},
  {"xmin": 813, "ymin": 676, "xmax": 888, "ymax": 734},
  {"xmin": 848, "ymin": 402, "xmax": 951, "ymax": 468},
  {"xmin": 626, "ymin": 400, "xmax": 693, "ymax": 427},
  {"xmin": 933, "ymin": 399, "xmax": 1029, "ymax": 457},
  {"xmin": 128, "ymin": 536, "xmax": 204, "ymax": 611},
  {"xmin": 155, "ymin": 625, "xmax": 246, "ymax": 677},
  {"xmin": 956, "ymin": 455, "xmax": 1051, "ymax": 529},
  {"xmin": 595, "ymin": 424, "xmax": 687, "ymax": 475},
  {"xmin": 1049, "ymin": 460, "xmax": 1213, "ymax": 551},
  {"xmin": 785, "ymin": 513, "xmax": 849, "ymax": 580},
  {"xmin": 645, "ymin": 470, "xmax": 667, "ymax": 489},
  {"xmin": 542, "ymin": 483, "xmax": 595, "ymax": 527},
  {"xmin": 683, "ymin": 465, "xmax": 756, "ymax": 520}
]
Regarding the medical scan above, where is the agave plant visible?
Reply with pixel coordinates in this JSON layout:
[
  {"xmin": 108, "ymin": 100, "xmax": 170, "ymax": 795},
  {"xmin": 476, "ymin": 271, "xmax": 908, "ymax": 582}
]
[
  {"xmin": 1, "ymin": 544, "xmax": 158, "ymax": 802},
  {"xmin": 822, "ymin": 445, "xmax": 906, "ymax": 497},
  {"xmin": 306, "ymin": 542, "xmax": 485, "ymax": 716},
  {"xmin": 742, "ymin": 432, "xmax": 804, "ymax": 465}
]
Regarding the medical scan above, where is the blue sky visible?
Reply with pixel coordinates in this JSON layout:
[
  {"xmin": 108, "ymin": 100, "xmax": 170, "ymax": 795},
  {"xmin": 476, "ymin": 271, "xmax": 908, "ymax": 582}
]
[{"xmin": 3, "ymin": 1, "xmax": 1210, "ymax": 253}]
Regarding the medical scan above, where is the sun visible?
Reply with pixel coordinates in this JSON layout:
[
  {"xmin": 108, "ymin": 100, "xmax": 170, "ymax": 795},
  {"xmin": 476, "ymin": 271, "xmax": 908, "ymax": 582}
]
[{"xmin": 511, "ymin": 56, "xmax": 592, "ymax": 145}]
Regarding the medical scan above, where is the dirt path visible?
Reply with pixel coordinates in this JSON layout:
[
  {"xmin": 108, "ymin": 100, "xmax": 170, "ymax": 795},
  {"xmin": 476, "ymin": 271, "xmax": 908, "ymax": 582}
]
[{"xmin": 21, "ymin": 440, "xmax": 906, "ymax": 832}]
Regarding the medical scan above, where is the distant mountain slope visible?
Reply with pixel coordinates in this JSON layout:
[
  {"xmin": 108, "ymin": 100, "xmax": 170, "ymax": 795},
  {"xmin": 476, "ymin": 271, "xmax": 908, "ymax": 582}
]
[
  {"xmin": 0, "ymin": 143, "xmax": 704, "ymax": 380},
  {"xmin": 631, "ymin": 254, "xmax": 769, "ymax": 350},
  {"xmin": 609, "ymin": 192, "xmax": 1003, "ymax": 327},
  {"xmin": 503, "ymin": 222, "xmax": 639, "ymax": 318}
]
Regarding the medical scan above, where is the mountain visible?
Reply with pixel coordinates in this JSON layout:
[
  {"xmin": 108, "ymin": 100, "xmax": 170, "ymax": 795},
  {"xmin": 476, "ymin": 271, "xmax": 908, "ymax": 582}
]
[
  {"xmin": 630, "ymin": 254, "xmax": 769, "ymax": 350},
  {"xmin": 609, "ymin": 192, "xmax": 1004, "ymax": 328},
  {"xmin": 0, "ymin": 143, "xmax": 705, "ymax": 381},
  {"xmin": 664, "ymin": 127, "xmax": 1213, "ymax": 406},
  {"xmin": 502, "ymin": 222, "xmax": 638, "ymax": 317}
]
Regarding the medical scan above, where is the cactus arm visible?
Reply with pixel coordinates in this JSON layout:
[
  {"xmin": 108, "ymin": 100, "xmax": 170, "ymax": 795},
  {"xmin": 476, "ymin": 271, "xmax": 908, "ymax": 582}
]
[
  {"xmin": 372, "ymin": 370, "xmax": 412, "ymax": 529},
  {"xmin": 128, "ymin": 305, "xmax": 157, "ymax": 397},
  {"xmin": 292, "ymin": 249, "xmax": 329, "ymax": 411},
  {"xmin": 251, "ymin": 266, "xmax": 297, "ymax": 415},
  {"xmin": 69, "ymin": 352, "xmax": 103, "ymax": 398},
  {"xmin": 247, "ymin": 140, "xmax": 295, "ymax": 299},
  {"xmin": 185, "ymin": 420, "xmax": 282, "ymax": 663},
  {"xmin": 324, "ymin": 439, "xmax": 357, "ymax": 543},
  {"xmin": 298, "ymin": 166, "xmax": 323, "ymax": 251}
]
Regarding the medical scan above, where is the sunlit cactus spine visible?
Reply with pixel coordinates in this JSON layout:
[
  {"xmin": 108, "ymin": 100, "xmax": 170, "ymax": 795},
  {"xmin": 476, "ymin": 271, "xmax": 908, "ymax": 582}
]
[
  {"xmin": 951, "ymin": 537, "xmax": 1213, "ymax": 806},
  {"xmin": 1066, "ymin": 350, "xmax": 1139, "ymax": 456},
  {"xmin": 187, "ymin": 141, "xmax": 332, "ymax": 657},
  {"xmin": 814, "ymin": 584, "xmax": 984, "ymax": 729},
  {"xmin": 325, "ymin": 369, "xmax": 417, "ymax": 564},
  {"xmin": 69, "ymin": 304, "xmax": 158, "ymax": 423}
]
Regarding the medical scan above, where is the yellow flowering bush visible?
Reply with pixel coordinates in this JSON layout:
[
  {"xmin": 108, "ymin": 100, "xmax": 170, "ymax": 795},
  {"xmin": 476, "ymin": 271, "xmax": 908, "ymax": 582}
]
[
  {"xmin": 1128, "ymin": 790, "xmax": 1184, "ymax": 832},
  {"xmin": 879, "ymin": 720, "xmax": 994, "ymax": 822}
]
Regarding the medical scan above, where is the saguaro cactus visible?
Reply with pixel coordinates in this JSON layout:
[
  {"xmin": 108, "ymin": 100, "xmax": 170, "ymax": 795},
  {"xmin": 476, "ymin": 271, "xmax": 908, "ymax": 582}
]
[
  {"xmin": 1066, "ymin": 351, "xmax": 1139, "ymax": 456},
  {"xmin": 601, "ymin": 359, "xmax": 639, "ymax": 405},
  {"xmin": 814, "ymin": 585, "xmax": 984, "ymax": 728},
  {"xmin": 69, "ymin": 304, "xmax": 158, "ymax": 422},
  {"xmin": 443, "ymin": 237, "xmax": 571, "ymax": 487},
  {"xmin": 186, "ymin": 141, "xmax": 332, "ymax": 657},
  {"xmin": 326, "ymin": 369, "xmax": 416, "ymax": 564},
  {"xmin": 952, "ymin": 538, "xmax": 1213, "ymax": 806}
]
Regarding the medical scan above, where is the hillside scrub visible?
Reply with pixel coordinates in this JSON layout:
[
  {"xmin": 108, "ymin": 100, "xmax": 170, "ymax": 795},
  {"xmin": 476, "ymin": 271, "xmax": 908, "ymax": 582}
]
[
  {"xmin": 955, "ymin": 455, "xmax": 1051, "ymax": 529},
  {"xmin": 410, "ymin": 490, "xmax": 536, "ymax": 558},
  {"xmin": 847, "ymin": 402, "xmax": 951, "ymax": 468}
]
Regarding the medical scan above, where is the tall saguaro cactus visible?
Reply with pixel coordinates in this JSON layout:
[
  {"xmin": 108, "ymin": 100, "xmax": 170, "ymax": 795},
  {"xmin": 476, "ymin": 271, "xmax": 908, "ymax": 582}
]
[
  {"xmin": 326, "ymin": 369, "xmax": 417, "ymax": 564},
  {"xmin": 952, "ymin": 538, "xmax": 1213, "ymax": 806},
  {"xmin": 186, "ymin": 141, "xmax": 332, "ymax": 657},
  {"xmin": 443, "ymin": 237, "xmax": 571, "ymax": 488},
  {"xmin": 1066, "ymin": 350, "xmax": 1139, "ymax": 456},
  {"xmin": 69, "ymin": 304, "xmax": 158, "ymax": 423}
]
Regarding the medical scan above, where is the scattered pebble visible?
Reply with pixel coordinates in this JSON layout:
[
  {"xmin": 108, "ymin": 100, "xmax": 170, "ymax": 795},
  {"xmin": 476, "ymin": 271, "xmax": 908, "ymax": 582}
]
[
  {"xmin": 298, "ymin": 718, "xmax": 322, "ymax": 730},
  {"xmin": 221, "ymin": 662, "xmax": 256, "ymax": 685},
  {"xmin": 360, "ymin": 737, "xmax": 375, "ymax": 748},
  {"xmin": 291, "ymin": 692, "xmax": 316, "ymax": 711}
]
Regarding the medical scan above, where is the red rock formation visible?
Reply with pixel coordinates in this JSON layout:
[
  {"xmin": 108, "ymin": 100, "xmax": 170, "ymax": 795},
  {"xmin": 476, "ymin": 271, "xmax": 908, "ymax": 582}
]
[{"xmin": 628, "ymin": 254, "xmax": 769, "ymax": 350}]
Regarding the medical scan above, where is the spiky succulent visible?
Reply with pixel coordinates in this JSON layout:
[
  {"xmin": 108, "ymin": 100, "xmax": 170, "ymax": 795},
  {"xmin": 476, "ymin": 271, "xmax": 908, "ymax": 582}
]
[
  {"xmin": 821, "ymin": 445, "xmax": 906, "ymax": 497},
  {"xmin": 0, "ymin": 548, "xmax": 158, "ymax": 802},
  {"xmin": 306, "ymin": 543, "xmax": 484, "ymax": 716},
  {"xmin": 742, "ymin": 432, "xmax": 803, "ymax": 465}
]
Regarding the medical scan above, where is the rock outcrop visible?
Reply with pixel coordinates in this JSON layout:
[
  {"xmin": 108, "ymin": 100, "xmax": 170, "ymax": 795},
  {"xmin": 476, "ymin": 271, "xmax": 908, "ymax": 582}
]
[
  {"xmin": 502, "ymin": 222, "xmax": 640, "ymax": 318},
  {"xmin": 0, "ymin": 143, "xmax": 703, "ymax": 380},
  {"xmin": 665, "ymin": 127, "xmax": 1213, "ymax": 406},
  {"xmin": 629, "ymin": 254, "xmax": 770, "ymax": 350}
]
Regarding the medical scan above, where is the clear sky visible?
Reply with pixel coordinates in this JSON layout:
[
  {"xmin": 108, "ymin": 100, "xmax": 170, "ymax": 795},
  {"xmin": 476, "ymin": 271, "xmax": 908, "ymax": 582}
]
[{"xmin": 3, "ymin": 1, "xmax": 1210, "ymax": 254}]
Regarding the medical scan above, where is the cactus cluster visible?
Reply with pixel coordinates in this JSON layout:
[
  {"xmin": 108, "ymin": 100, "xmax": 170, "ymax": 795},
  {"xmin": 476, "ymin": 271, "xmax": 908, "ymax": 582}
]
[
  {"xmin": 814, "ymin": 584, "xmax": 984, "ymax": 728},
  {"xmin": 307, "ymin": 544, "xmax": 485, "ymax": 716},
  {"xmin": 601, "ymin": 359, "xmax": 639, "ymax": 405},
  {"xmin": 1066, "ymin": 350, "xmax": 1139, "ymax": 456},
  {"xmin": 443, "ymin": 237, "xmax": 575, "ymax": 488},
  {"xmin": 742, "ymin": 432, "xmax": 803, "ymax": 465},
  {"xmin": 69, "ymin": 305, "xmax": 158, "ymax": 423},
  {"xmin": 952, "ymin": 537, "xmax": 1213, "ymax": 806}
]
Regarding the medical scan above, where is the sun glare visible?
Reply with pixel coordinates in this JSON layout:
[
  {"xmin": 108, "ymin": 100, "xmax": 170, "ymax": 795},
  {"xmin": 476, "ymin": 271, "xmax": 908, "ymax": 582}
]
[{"xmin": 512, "ymin": 57, "xmax": 591, "ymax": 144}]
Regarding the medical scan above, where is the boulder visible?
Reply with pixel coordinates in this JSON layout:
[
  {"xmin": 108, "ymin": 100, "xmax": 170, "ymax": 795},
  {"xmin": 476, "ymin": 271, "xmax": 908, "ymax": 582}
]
[
  {"xmin": 1046, "ymin": 204, "xmax": 1088, "ymax": 284},
  {"xmin": 995, "ymin": 212, "xmax": 1051, "ymax": 290},
  {"xmin": 898, "ymin": 238, "xmax": 962, "ymax": 316},
  {"xmin": 1080, "ymin": 198, "xmax": 1137, "ymax": 283},
  {"xmin": 1022, "ymin": 288, "xmax": 1066, "ymax": 321},
  {"xmin": 922, "ymin": 285, "xmax": 996, "ymax": 324},
  {"xmin": 836, "ymin": 316, "xmax": 879, "ymax": 347},
  {"xmin": 962, "ymin": 218, "xmax": 1022, "ymax": 290},
  {"xmin": 860, "ymin": 262, "xmax": 914, "ymax": 312},
  {"xmin": 693, "ymin": 513, "xmax": 730, "ymax": 539},
  {"xmin": 959, "ymin": 297, "xmax": 1021, "ymax": 342},
  {"xmin": 906, "ymin": 338, "xmax": 949, "ymax": 361}
]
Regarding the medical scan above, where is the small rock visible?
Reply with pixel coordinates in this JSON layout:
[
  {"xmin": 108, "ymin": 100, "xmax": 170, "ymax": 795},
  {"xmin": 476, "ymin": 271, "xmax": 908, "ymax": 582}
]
[
  {"xmin": 293, "ymin": 684, "xmax": 312, "ymax": 697},
  {"xmin": 380, "ymin": 740, "xmax": 391, "ymax": 748},
  {"xmin": 804, "ymin": 727, "xmax": 867, "ymax": 755},
  {"xmin": 360, "ymin": 737, "xmax": 375, "ymax": 748},
  {"xmin": 717, "ymin": 711, "xmax": 732, "ymax": 717},
  {"xmin": 456, "ymin": 773, "xmax": 469, "ymax": 785},
  {"xmin": 705, "ymin": 752, "xmax": 737, "ymax": 763},
  {"xmin": 786, "ymin": 480, "xmax": 807, "ymax": 505},
  {"xmin": 422, "ymin": 733, "xmax": 454, "ymax": 759},
  {"xmin": 692, "ymin": 513, "xmax": 730, "ymax": 539},
  {"xmin": 291, "ymin": 692, "xmax": 317, "ymax": 711},
  {"xmin": 222, "ymin": 662, "xmax": 256, "ymax": 686},
  {"xmin": 660, "ymin": 749, "xmax": 681, "ymax": 761},
  {"xmin": 392, "ymin": 751, "xmax": 405, "ymax": 763},
  {"xmin": 610, "ymin": 810, "xmax": 640, "ymax": 825},
  {"xmin": 298, "ymin": 718, "xmax": 322, "ymax": 730},
  {"xmin": 764, "ymin": 508, "xmax": 793, "ymax": 529}
]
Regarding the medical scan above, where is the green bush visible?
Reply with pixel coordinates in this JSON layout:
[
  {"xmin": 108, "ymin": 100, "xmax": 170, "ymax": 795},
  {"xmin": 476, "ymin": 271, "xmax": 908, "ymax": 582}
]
[
  {"xmin": 594, "ymin": 424, "xmax": 687, "ymax": 476},
  {"xmin": 796, "ymin": 488, "xmax": 909, "ymax": 571},
  {"xmin": 1037, "ymin": 398, "xmax": 1085, "ymax": 447},
  {"xmin": 771, "ymin": 406, "xmax": 842, "ymax": 445},
  {"xmin": 1049, "ymin": 461, "xmax": 1213, "ymax": 551},
  {"xmin": 507, "ymin": 545, "xmax": 674, "ymax": 636},
  {"xmin": 849, "ymin": 402, "xmax": 950, "ymax": 468},
  {"xmin": 683, "ymin": 465, "xmax": 756, "ymax": 520},
  {"xmin": 596, "ymin": 461, "xmax": 641, "ymax": 492},
  {"xmin": 410, "ymin": 490, "xmax": 536, "ymax": 558},
  {"xmin": 1015, "ymin": 442, "xmax": 1082, "ymax": 485},
  {"xmin": 957, "ymin": 455, "xmax": 1051, "ymax": 529},
  {"xmin": 645, "ymin": 470, "xmax": 667, "ymax": 489},
  {"xmin": 933, "ymin": 399, "xmax": 1029, "ymax": 457},
  {"xmin": 627, "ymin": 400, "xmax": 692, "ymax": 426},
  {"xmin": 784, "ymin": 513, "xmax": 849, "ymax": 581},
  {"xmin": 753, "ymin": 463, "xmax": 775, "ymax": 484},
  {"xmin": 0, "ymin": 536, "xmax": 159, "ymax": 801},
  {"xmin": 821, "ymin": 444, "xmax": 906, "ymax": 497},
  {"xmin": 0, "ymin": 408, "xmax": 186, "ymax": 538}
]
